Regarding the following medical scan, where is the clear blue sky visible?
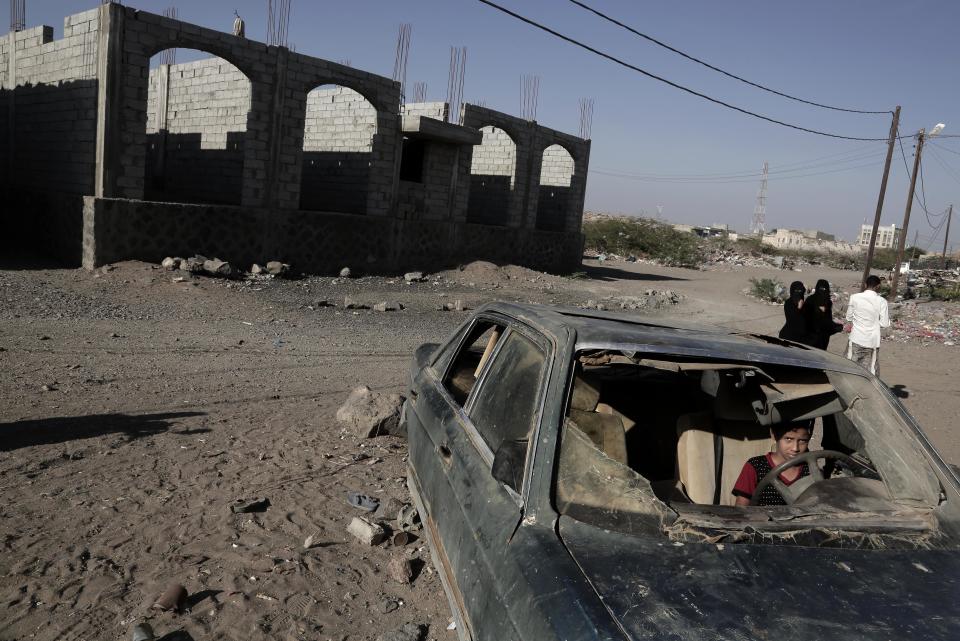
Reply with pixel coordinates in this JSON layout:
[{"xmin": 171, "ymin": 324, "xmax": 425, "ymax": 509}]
[{"xmin": 28, "ymin": 1, "xmax": 960, "ymax": 250}]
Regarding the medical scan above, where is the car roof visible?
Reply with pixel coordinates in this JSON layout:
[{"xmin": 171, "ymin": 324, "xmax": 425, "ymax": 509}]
[{"xmin": 474, "ymin": 301, "xmax": 865, "ymax": 375}]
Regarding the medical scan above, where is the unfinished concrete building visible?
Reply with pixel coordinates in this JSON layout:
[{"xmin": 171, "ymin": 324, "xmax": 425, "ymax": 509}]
[{"xmin": 1, "ymin": 4, "xmax": 591, "ymax": 273}]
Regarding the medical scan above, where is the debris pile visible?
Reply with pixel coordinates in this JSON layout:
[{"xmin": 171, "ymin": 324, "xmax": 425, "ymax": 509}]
[
  {"xmin": 160, "ymin": 256, "xmax": 291, "ymax": 279},
  {"xmin": 582, "ymin": 290, "xmax": 685, "ymax": 311},
  {"xmin": 887, "ymin": 301, "xmax": 960, "ymax": 346}
]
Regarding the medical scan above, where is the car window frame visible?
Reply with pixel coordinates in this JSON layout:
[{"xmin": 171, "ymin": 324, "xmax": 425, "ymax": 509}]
[
  {"xmin": 429, "ymin": 313, "xmax": 553, "ymax": 503},
  {"xmin": 466, "ymin": 324, "xmax": 552, "ymax": 499}
]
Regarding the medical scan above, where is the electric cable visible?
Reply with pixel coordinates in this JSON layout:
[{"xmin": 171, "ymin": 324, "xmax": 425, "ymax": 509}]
[
  {"xmin": 619, "ymin": 143, "xmax": 884, "ymax": 180},
  {"xmin": 591, "ymin": 149, "xmax": 885, "ymax": 182},
  {"xmin": 474, "ymin": 0, "xmax": 892, "ymax": 141},
  {"xmin": 927, "ymin": 147, "xmax": 960, "ymax": 188},
  {"xmin": 566, "ymin": 0, "xmax": 890, "ymax": 115},
  {"xmin": 590, "ymin": 157, "xmax": 884, "ymax": 184}
]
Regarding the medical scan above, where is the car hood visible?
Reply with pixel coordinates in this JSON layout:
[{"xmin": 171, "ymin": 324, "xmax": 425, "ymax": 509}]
[{"xmin": 559, "ymin": 516, "xmax": 960, "ymax": 640}]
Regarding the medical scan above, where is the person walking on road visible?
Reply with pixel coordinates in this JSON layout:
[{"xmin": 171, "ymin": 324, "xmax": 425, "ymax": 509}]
[{"xmin": 845, "ymin": 275, "xmax": 890, "ymax": 376}]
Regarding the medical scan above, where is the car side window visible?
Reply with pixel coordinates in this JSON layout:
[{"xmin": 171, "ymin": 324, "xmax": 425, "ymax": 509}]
[
  {"xmin": 468, "ymin": 330, "xmax": 547, "ymax": 491},
  {"xmin": 443, "ymin": 321, "xmax": 506, "ymax": 407}
]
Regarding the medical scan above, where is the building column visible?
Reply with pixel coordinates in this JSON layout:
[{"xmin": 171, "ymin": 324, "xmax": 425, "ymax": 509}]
[{"xmin": 94, "ymin": 1, "xmax": 124, "ymax": 198}]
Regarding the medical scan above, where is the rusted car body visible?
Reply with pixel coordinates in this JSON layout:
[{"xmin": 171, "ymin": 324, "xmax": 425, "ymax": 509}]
[{"xmin": 404, "ymin": 302, "xmax": 960, "ymax": 641}]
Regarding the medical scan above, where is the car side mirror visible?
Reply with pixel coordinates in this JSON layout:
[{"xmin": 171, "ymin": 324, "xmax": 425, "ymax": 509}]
[{"xmin": 492, "ymin": 439, "xmax": 528, "ymax": 493}]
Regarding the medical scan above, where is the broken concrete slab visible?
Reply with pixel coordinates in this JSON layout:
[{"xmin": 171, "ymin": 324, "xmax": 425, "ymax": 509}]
[
  {"xmin": 336, "ymin": 386, "xmax": 404, "ymax": 438},
  {"xmin": 203, "ymin": 259, "xmax": 238, "ymax": 279},
  {"xmin": 403, "ymin": 271, "xmax": 425, "ymax": 283},
  {"xmin": 347, "ymin": 516, "xmax": 387, "ymax": 545},
  {"xmin": 344, "ymin": 297, "xmax": 370, "ymax": 310},
  {"xmin": 386, "ymin": 556, "xmax": 414, "ymax": 584},
  {"xmin": 266, "ymin": 261, "xmax": 289, "ymax": 276}
]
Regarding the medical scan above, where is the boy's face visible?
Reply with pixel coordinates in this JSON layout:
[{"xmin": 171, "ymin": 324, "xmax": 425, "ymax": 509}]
[{"xmin": 773, "ymin": 427, "xmax": 811, "ymax": 461}]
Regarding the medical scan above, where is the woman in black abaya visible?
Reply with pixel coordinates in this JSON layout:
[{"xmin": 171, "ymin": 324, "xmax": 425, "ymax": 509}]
[
  {"xmin": 803, "ymin": 279, "xmax": 843, "ymax": 350},
  {"xmin": 778, "ymin": 281, "xmax": 814, "ymax": 345}
]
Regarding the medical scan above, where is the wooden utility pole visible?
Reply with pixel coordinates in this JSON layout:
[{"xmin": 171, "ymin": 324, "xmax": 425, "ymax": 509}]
[
  {"xmin": 861, "ymin": 106, "xmax": 901, "ymax": 290},
  {"xmin": 942, "ymin": 204, "xmax": 953, "ymax": 269},
  {"xmin": 889, "ymin": 128, "xmax": 925, "ymax": 300}
]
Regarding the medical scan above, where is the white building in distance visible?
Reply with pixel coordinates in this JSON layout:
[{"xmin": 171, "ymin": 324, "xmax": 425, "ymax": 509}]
[{"xmin": 858, "ymin": 224, "xmax": 900, "ymax": 249}]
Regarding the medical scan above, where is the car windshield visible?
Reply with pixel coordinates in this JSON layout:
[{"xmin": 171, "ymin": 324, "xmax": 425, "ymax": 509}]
[{"xmin": 554, "ymin": 350, "xmax": 954, "ymax": 548}]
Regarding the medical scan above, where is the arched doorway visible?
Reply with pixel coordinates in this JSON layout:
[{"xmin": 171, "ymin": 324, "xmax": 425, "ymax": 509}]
[
  {"xmin": 299, "ymin": 85, "xmax": 377, "ymax": 214},
  {"xmin": 467, "ymin": 125, "xmax": 517, "ymax": 226},
  {"xmin": 144, "ymin": 51, "xmax": 251, "ymax": 205},
  {"xmin": 536, "ymin": 144, "xmax": 575, "ymax": 232}
]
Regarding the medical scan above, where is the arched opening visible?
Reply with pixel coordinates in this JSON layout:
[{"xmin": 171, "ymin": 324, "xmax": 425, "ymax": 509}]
[
  {"xmin": 467, "ymin": 125, "xmax": 517, "ymax": 226},
  {"xmin": 145, "ymin": 51, "xmax": 251, "ymax": 205},
  {"xmin": 299, "ymin": 85, "xmax": 378, "ymax": 214},
  {"xmin": 536, "ymin": 144, "xmax": 575, "ymax": 232}
]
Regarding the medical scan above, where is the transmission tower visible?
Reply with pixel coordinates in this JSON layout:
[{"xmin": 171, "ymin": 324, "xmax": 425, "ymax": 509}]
[{"xmin": 751, "ymin": 161, "xmax": 768, "ymax": 235}]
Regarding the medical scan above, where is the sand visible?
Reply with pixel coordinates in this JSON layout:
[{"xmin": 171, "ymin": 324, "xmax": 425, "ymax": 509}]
[{"xmin": 1, "ymin": 255, "xmax": 956, "ymax": 640}]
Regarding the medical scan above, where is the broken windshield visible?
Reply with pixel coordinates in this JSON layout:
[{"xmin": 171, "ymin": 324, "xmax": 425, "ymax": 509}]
[{"xmin": 553, "ymin": 351, "xmax": 950, "ymax": 546}]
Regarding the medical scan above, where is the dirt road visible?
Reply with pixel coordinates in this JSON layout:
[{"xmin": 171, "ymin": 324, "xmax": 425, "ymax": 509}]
[{"xmin": 1, "ymin": 256, "xmax": 956, "ymax": 641}]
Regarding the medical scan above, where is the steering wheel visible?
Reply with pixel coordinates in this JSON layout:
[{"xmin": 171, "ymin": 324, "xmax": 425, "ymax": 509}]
[{"xmin": 750, "ymin": 450, "xmax": 855, "ymax": 506}]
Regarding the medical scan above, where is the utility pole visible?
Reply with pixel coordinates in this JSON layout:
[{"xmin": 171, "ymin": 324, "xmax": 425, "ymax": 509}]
[
  {"xmin": 889, "ymin": 127, "xmax": 925, "ymax": 300},
  {"xmin": 861, "ymin": 106, "xmax": 900, "ymax": 290},
  {"xmin": 910, "ymin": 230, "xmax": 919, "ymax": 262},
  {"xmin": 942, "ymin": 204, "xmax": 953, "ymax": 269}
]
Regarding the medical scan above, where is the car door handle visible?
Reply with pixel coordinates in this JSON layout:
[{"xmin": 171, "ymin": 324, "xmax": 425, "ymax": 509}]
[{"xmin": 436, "ymin": 443, "xmax": 453, "ymax": 461}]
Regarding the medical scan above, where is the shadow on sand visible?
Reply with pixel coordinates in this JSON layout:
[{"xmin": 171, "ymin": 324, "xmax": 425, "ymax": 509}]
[
  {"xmin": 581, "ymin": 262, "xmax": 690, "ymax": 283},
  {"xmin": 0, "ymin": 411, "xmax": 206, "ymax": 451}
]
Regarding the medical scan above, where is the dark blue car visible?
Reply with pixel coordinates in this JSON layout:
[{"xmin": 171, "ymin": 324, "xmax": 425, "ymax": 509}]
[{"xmin": 404, "ymin": 303, "xmax": 960, "ymax": 641}]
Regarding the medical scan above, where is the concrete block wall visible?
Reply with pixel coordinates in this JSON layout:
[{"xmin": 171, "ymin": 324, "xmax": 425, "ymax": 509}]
[
  {"xmin": 1, "ymin": 9, "xmax": 100, "ymax": 196},
  {"xmin": 398, "ymin": 141, "xmax": 462, "ymax": 221},
  {"xmin": 283, "ymin": 54, "xmax": 401, "ymax": 217},
  {"xmin": 461, "ymin": 104, "xmax": 590, "ymax": 233},
  {"xmin": 83, "ymin": 196, "xmax": 584, "ymax": 274},
  {"xmin": 146, "ymin": 57, "xmax": 250, "ymax": 147},
  {"xmin": 466, "ymin": 124, "xmax": 518, "ymax": 226},
  {"xmin": 144, "ymin": 57, "xmax": 250, "ymax": 205},
  {"xmin": 402, "ymin": 101, "xmax": 448, "ymax": 121},
  {"xmin": 100, "ymin": 4, "xmax": 401, "ymax": 213},
  {"xmin": 303, "ymin": 86, "xmax": 376, "ymax": 152},
  {"xmin": 531, "ymin": 125, "xmax": 590, "ymax": 233},
  {"xmin": 536, "ymin": 143, "xmax": 576, "ymax": 232},
  {"xmin": 540, "ymin": 144, "xmax": 574, "ymax": 187},
  {"xmin": 300, "ymin": 85, "xmax": 377, "ymax": 213}
]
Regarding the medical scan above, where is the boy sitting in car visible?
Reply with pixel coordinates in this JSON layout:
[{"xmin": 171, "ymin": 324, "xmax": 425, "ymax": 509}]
[{"xmin": 733, "ymin": 421, "xmax": 813, "ymax": 506}]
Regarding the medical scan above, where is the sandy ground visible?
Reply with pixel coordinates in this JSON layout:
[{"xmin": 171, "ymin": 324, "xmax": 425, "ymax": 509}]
[{"xmin": 1, "ymin": 255, "xmax": 957, "ymax": 641}]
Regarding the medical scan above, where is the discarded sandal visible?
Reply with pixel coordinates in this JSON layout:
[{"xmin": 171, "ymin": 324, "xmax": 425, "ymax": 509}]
[{"xmin": 346, "ymin": 491, "xmax": 380, "ymax": 512}]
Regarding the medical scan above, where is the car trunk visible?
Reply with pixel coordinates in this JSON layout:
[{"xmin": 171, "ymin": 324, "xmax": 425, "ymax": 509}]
[{"xmin": 558, "ymin": 515, "xmax": 960, "ymax": 641}]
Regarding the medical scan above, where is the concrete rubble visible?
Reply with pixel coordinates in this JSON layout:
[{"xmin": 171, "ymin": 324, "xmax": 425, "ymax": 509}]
[{"xmin": 336, "ymin": 385, "xmax": 406, "ymax": 438}]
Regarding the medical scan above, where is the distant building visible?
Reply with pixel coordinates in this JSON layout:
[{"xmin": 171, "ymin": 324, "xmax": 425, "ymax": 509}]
[
  {"xmin": 672, "ymin": 223, "xmax": 731, "ymax": 239},
  {"xmin": 761, "ymin": 228, "xmax": 856, "ymax": 254},
  {"xmin": 858, "ymin": 224, "xmax": 900, "ymax": 249}
]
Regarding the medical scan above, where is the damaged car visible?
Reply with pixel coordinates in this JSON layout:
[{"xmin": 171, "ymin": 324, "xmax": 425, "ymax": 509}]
[{"xmin": 404, "ymin": 302, "xmax": 960, "ymax": 641}]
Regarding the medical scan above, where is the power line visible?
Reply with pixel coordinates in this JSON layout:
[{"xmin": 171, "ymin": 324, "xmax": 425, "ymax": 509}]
[
  {"xmin": 591, "ymin": 157, "xmax": 884, "ymax": 184},
  {"xmin": 566, "ymin": 0, "xmax": 890, "ymax": 115},
  {"xmin": 927, "ymin": 146, "xmax": 960, "ymax": 187},
  {"xmin": 592, "ymin": 149, "xmax": 885, "ymax": 182},
  {"xmin": 474, "ymin": 0, "xmax": 891, "ymax": 142},
  {"xmin": 602, "ymin": 144, "xmax": 884, "ymax": 180},
  {"xmin": 928, "ymin": 141, "xmax": 960, "ymax": 157}
]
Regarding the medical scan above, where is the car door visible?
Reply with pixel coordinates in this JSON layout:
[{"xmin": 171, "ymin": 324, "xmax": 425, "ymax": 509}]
[{"xmin": 408, "ymin": 316, "xmax": 550, "ymax": 640}]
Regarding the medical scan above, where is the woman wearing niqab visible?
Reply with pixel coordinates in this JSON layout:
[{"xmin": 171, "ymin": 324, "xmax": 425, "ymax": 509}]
[
  {"xmin": 803, "ymin": 278, "xmax": 843, "ymax": 349},
  {"xmin": 778, "ymin": 281, "xmax": 814, "ymax": 345}
]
